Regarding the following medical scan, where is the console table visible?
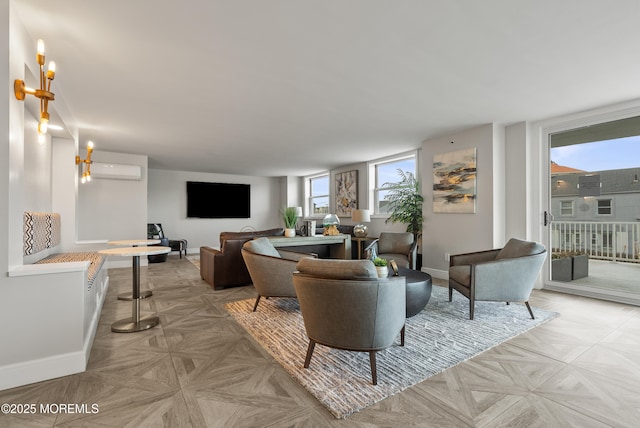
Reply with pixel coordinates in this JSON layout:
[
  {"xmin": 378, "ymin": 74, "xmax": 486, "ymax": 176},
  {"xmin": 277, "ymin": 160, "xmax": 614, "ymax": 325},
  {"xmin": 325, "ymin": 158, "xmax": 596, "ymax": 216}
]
[{"xmin": 268, "ymin": 234, "xmax": 352, "ymax": 259}]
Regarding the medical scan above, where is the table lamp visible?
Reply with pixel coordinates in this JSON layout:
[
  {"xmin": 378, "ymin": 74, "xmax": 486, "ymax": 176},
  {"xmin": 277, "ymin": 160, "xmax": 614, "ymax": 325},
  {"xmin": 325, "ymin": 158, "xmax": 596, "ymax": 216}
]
[{"xmin": 351, "ymin": 209, "xmax": 371, "ymax": 238}]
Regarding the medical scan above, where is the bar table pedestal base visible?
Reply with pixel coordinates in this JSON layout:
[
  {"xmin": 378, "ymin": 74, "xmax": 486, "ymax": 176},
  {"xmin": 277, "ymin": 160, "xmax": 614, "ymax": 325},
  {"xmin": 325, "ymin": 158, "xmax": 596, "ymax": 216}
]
[{"xmin": 111, "ymin": 314, "xmax": 159, "ymax": 333}]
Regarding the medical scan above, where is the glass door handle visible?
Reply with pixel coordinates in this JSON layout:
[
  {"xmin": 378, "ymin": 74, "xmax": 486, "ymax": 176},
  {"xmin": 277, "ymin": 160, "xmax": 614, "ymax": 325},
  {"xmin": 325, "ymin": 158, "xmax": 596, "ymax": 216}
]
[{"xmin": 544, "ymin": 211, "xmax": 554, "ymax": 226}]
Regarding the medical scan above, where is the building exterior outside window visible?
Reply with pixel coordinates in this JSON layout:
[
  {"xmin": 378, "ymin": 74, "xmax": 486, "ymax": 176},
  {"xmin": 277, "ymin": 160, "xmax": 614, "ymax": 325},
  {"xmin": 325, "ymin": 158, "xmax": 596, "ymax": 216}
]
[
  {"xmin": 560, "ymin": 200, "xmax": 574, "ymax": 216},
  {"xmin": 597, "ymin": 198, "xmax": 612, "ymax": 215},
  {"xmin": 371, "ymin": 154, "xmax": 417, "ymax": 215},
  {"xmin": 308, "ymin": 174, "xmax": 329, "ymax": 216},
  {"xmin": 551, "ymin": 166, "xmax": 639, "ymax": 259}
]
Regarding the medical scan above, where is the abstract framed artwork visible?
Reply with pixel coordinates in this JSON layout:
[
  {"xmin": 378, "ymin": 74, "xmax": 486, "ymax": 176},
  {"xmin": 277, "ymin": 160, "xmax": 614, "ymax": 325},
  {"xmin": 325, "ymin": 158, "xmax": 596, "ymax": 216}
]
[
  {"xmin": 335, "ymin": 170, "xmax": 358, "ymax": 216},
  {"xmin": 433, "ymin": 147, "xmax": 477, "ymax": 213}
]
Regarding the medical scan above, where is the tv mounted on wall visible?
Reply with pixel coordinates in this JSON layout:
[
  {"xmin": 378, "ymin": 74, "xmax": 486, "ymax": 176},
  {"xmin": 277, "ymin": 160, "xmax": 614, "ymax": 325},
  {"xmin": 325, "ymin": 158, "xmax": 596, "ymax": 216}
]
[{"xmin": 186, "ymin": 181, "xmax": 250, "ymax": 218}]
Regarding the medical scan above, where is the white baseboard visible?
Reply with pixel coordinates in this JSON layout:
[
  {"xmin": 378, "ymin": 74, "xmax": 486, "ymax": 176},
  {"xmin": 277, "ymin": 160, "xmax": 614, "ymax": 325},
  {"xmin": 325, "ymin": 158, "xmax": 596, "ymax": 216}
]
[
  {"xmin": 422, "ymin": 267, "xmax": 448, "ymax": 281},
  {"xmin": 0, "ymin": 351, "xmax": 87, "ymax": 391}
]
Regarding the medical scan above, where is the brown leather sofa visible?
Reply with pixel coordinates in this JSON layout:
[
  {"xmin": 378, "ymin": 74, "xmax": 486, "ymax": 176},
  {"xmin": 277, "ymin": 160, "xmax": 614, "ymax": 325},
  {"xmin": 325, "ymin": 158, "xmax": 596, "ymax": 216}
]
[{"xmin": 199, "ymin": 228, "xmax": 284, "ymax": 290}]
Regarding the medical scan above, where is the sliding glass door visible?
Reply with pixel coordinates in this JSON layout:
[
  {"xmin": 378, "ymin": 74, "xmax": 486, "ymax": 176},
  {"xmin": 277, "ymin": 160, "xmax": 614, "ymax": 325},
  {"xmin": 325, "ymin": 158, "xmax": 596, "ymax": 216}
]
[{"xmin": 545, "ymin": 116, "xmax": 640, "ymax": 303}]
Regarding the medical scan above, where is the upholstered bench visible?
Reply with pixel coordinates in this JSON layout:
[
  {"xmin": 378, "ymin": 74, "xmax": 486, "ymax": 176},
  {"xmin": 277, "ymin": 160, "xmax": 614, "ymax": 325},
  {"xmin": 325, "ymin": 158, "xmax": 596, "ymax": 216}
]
[{"xmin": 35, "ymin": 252, "xmax": 107, "ymax": 290}]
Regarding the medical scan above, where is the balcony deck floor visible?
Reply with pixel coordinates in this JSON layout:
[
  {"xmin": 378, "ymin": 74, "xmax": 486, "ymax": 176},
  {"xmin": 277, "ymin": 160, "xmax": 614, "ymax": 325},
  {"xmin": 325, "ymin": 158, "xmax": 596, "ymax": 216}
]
[{"xmin": 552, "ymin": 258, "xmax": 640, "ymax": 295}]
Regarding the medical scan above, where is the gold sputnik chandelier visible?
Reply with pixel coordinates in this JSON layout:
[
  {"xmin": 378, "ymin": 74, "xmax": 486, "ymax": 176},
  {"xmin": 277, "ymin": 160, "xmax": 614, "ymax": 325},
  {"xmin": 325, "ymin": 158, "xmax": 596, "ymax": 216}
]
[{"xmin": 14, "ymin": 39, "xmax": 56, "ymax": 142}]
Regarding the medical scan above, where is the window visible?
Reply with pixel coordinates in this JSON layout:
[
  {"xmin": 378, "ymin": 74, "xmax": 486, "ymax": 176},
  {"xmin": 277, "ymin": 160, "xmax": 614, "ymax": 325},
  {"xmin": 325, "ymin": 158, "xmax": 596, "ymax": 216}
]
[
  {"xmin": 597, "ymin": 198, "xmax": 612, "ymax": 215},
  {"xmin": 574, "ymin": 232, "xmax": 582, "ymax": 247},
  {"xmin": 371, "ymin": 153, "xmax": 417, "ymax": 215},
  {"xmin": 560, "ymin": 200, "xmax": 574, "ymax": 216},
  {"xmin": 308, "ymin": 174, "xmax": 329, "ymax": 216}
]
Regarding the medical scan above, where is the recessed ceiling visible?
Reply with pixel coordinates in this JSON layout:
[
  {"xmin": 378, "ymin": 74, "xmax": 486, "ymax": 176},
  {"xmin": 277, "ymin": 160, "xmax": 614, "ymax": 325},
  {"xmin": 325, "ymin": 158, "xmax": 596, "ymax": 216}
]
[{"xmin": 13, "ymin": 0, "xmax": 640, "ymax": 176}]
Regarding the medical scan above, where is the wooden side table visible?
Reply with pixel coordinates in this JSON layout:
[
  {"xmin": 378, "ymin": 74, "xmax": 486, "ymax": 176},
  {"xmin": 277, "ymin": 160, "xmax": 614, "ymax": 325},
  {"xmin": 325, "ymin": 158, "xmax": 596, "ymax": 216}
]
[{"xmin": 352, "ymin": 237, "xmax": 377, "ymax": 259}]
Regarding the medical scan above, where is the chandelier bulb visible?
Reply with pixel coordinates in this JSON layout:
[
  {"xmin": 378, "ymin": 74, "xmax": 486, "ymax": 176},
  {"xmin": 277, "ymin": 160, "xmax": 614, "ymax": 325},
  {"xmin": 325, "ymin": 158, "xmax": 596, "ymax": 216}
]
[
  {"xmin": 46, "ymin": 61, "xmax": 56, "ymax": 80},
  {"xmin": 37, "ymin": 120, "xmax": 48, "ymax": 135},
  {"xmin": 37, "ymin": 39, "xmax": 45, "ymax": 56}
]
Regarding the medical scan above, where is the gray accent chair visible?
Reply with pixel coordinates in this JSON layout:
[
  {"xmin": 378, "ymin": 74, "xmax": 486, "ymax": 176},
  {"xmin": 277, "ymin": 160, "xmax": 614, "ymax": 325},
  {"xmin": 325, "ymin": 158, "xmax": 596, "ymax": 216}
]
[
  {"xmin": 364, "ymin": 232, "xmax": 417, "ymax": 269},
  {"xmin": 241, "ymin": 237, "xmax": 316, "ymax": 312},
  {"xmin": 448, "ymin": 238, "xmax": 547, "ymax": 320},
  {"xmin": 292, "ymin": 258, "xmax": 406, "ymax": 385}
]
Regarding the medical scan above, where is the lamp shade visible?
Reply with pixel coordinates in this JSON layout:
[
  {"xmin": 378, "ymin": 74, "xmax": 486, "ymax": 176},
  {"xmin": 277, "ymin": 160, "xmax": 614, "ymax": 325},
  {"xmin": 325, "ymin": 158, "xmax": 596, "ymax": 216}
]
[
  {"xmin": 351, "ymin": 209, "xmax": 371, "ymax": 223},
  {"xmin": 294, "ymin": 206, "xmax": 303, "ymax": 217}
]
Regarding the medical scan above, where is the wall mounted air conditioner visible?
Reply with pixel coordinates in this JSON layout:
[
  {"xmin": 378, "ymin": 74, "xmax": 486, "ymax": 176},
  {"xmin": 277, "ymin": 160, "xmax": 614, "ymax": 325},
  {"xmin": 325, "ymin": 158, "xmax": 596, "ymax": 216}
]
[{"xmin": 91, "ymin": 162, "xmax": 142, "ymax": 181}]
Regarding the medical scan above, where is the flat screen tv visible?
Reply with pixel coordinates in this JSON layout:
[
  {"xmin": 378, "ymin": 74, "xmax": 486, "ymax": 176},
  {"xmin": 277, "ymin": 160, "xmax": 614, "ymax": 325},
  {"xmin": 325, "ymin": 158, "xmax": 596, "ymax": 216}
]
[{"xmin": 186, "ymin": 181, "xmax": 250, "ymax": 218}]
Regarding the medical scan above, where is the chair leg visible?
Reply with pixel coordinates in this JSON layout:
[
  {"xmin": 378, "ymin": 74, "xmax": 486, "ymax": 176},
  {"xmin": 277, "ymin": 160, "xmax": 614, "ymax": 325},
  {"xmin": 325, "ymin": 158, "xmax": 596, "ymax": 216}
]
[
  {"xmin": 369, "ymin": 351, "xmax": 378, "ymax": 385},
  {"xmin": 252, "ymin": 296, "xmax": 261, "ymax": 312},
  {"xmin": 304, "ymin": 339, "xmax": 316, "ymax": 368},
  {"xmin": 469, "ymin": 296, "xmax": 475, "ymax": 320},
  {"xmin": 448, "ymin": 286, "xmax": 453, "ymax": 302},
  {"xmin": 525, "ymin": 301, "xmax": 535, "ymax": 319},
  {"xmin": 400, "ymin": 325, "xmax": 405, "ymax": 346}
]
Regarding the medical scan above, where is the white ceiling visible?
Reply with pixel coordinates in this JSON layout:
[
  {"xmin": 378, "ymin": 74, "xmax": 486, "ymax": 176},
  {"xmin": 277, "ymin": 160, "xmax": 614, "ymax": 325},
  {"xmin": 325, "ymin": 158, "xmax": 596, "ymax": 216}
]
[{"xmin": 13, "ymin": 0, "xmax": 640, "ymax": 177}]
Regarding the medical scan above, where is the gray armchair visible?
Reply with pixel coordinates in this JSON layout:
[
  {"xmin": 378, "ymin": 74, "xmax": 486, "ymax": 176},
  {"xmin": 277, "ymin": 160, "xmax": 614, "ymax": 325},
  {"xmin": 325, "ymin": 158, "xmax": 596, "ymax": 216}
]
[
  {"xmin": 292, "ymin": 258, "xmax": 406, "ymax": 385},
  {"xmin": 448, "ymin": 238, "xmax": 547, "ymax": 320},
  {"xmin": 365, "ymin": 232, "xmax": 417, "ymax": 269},
  {"xmin": 241, "ymin": 237, "xmax": 316, "ymax": 312}
]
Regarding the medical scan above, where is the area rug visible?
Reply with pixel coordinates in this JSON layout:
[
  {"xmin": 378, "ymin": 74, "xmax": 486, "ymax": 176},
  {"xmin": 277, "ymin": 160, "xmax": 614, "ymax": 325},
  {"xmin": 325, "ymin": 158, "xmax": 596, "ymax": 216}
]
[
  {"xmin": 225, "ymin": 286, "xmax": 558, "ymax": 419},
  {"xmin": 186, "ymin": 254, "xmax": 200, "ymax": 270}
]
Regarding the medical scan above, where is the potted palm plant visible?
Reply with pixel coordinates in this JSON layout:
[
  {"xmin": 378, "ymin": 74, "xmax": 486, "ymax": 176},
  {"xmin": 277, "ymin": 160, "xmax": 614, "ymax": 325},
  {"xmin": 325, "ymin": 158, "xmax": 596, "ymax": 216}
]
[
  {"xmin": 283, "ymin": 207, "xmax": 299, "ymax": 237},
  {"xmin": 382, "ymin": 169, "xmax": 424, "ymax": 267}
]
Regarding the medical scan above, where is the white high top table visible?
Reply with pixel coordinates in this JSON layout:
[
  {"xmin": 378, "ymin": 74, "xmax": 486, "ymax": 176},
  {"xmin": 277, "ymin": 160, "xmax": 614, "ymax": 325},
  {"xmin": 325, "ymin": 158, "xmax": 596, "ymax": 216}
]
[
  {"xmin": 109, "ymin": 239, "xmax": 160, "ymax": 300},
  {"xmin": 99, "ymin": 243, "xmax": 170, "ymax": 333}
]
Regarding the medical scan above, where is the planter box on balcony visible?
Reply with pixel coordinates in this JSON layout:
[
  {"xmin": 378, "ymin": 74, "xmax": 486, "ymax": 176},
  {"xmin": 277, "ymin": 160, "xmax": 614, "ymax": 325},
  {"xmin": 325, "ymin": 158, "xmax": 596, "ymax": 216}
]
[
  {"xmin": 572, "ymin": 254, "xmax": 589, "ymax": 280},
  {"xmin": 552, "ymin": 254, "xmax": 589, "ymax": 281},
  {"xmin": 552, "ymin": 257, "xmax": 572, "ymax": 281}
]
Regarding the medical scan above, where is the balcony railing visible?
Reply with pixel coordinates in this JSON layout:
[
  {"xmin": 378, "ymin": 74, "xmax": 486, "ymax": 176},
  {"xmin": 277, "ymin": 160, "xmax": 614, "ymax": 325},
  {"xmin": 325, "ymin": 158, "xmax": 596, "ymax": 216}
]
[{"xmin": 551, "ymin": 221, "xmax": 640, "ymax": 263}]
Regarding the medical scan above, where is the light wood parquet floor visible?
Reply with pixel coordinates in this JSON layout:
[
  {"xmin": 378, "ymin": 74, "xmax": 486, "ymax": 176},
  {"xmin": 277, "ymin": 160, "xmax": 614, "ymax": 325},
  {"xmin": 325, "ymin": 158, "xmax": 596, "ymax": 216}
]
[{"xmin": 1, "ymin": 255, "xmax": 639, "ymax": 427}]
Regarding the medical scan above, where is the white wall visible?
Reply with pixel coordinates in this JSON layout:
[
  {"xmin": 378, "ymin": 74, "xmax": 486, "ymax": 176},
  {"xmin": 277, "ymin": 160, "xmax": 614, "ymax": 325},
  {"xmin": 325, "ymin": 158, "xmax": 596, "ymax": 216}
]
[
  {"xmin": 77, "ymin": 150, "xmax": 148, "ymax": 243},
  {"xmin": 148, "ymin": 169, "xmax": 282, "ymax": 250},
  {"xmin": 52, "ymin": 137, "xmax": 79, "ymax": 252},
  {"xmin": 505, "ymin": 122, "xmax": 528, "ymax": 239},
  {"xmin": 1, "ymin": 0, "xmax": 10, "ymax": 276},
  {"xmin": 421, "ymin": 124, "xmax": 504, "ymax": 278},
  {"xmin": 23, "ymin": 110, "xmax": 53, "ymax": 211}
]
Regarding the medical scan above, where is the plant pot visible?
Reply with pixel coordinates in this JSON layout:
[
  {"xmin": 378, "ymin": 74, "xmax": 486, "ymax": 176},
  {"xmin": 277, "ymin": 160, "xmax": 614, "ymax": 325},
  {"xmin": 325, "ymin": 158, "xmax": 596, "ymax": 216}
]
[
  {"xmin": 572, "ymin": 254, "xmax": 589, "ymax": 280},
  {"xmin": 284, "ymin": 228, "xmax": 296, "ymax": 238},
  {"xmin": 552, "ymin": 257, "xmax": 572, "ymax": 281},
  {"xmin": 375, "ymin": 266, "xmax": 388, "ymax": 278}
]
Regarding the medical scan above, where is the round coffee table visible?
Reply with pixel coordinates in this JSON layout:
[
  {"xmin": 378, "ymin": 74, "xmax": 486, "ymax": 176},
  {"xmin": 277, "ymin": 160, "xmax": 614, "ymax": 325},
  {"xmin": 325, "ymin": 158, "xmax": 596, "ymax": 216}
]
[{"xmin": 397, "ymin": 267, "xmax": 432, "ymax": 317}]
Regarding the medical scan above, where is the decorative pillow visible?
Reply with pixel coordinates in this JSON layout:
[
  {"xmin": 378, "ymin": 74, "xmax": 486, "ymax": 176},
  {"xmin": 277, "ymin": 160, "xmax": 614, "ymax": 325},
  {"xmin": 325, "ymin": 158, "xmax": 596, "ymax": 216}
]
[
  {"xmin": 295, "ymin": 258, "xmax": 377, "ymax": 279},
  {"xmin": 243, "ymin": 237, "xmax": 281, "ymax": 258},
  {"xmin": 496, "ymin": 238, "xmax": 545, "ymax": 260}
]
